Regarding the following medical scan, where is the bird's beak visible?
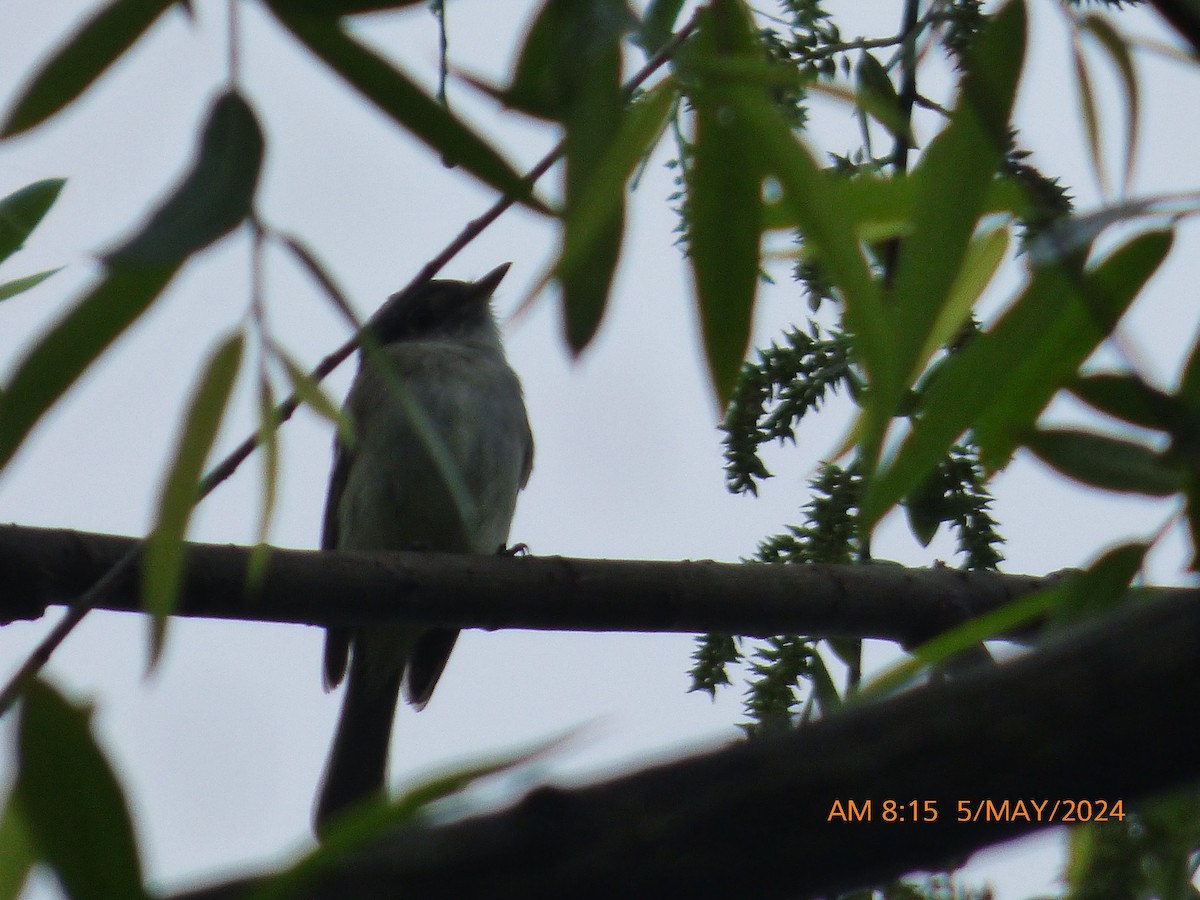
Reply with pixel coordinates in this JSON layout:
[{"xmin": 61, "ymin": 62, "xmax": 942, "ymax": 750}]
[{"xmin": 474, "ymin": 262, "xmax": 512, "ymax": 298}]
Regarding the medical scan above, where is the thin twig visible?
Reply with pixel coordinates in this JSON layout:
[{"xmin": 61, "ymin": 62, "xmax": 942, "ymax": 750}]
[
  {"xmin": 226, "ymin": 0, "xmax": 240, "ymax": 87},
  {"xmin": 891, "ymin": 0, "xmax": 922, "ymax": 176},
  {"xmin": 912, "ymin": 92, "xmax": 951, "ymax": 117},
  {"xmin": 798, "ymin": 33, "xmax": 907, "ymax": 63},
  {"xmin": 433, "ymin": 0, "xmax": 449, "ymax": 107},
  {"xmin": 0, "ymin": 548, "xmax": 139, "ymax": 716}
]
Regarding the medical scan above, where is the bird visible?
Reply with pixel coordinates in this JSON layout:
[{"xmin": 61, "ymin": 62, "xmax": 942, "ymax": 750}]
[{"xmin": 314, "ymin": 264, "xmax": 533, "ymax": 831}]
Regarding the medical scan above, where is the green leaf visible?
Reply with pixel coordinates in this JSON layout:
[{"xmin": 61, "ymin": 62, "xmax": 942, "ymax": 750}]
[
  {"xmin": 854, "ymin": 52, "xmax": 912, "ymax": 145},
  {"xmin": 763, "ymin": 170, "xmax": 1034, "ymax": 236},
  {"xmin": 0, "ymin": 92, "xmax": 261, "ymax": 474},
  {"xmin": 16, "ymin": 680, "xmax": 146, "ymax": 900},
  {"xmin": 863, "ymin": 545, "xmax": 1144, "ymax": 699},
  {"xmin": 1189, "ymin": 491, "xmax": 1200, "ymax": 571},
  {"xmin": 1071, "ymin": 36, "xmax": 1107, "ymax": 196},
  {"xmin": 265, "ymin": 0, "xmax": 425, "ymax": 13},
  {"xmin": 1027, "ymin": 193, "xmax": 1200, "ymax": 266},
  {"xmin": 759, "ymin": 125, "xmax": 889, "ymax": 388},
  {"xmin": 0, "ymin": 263, "xmax": 178, "ymax": 473},
  {"xmin": 264, "ymin": 5, "xmax": 546, "ymax": 214},
  {"xmin": 748, "ymin": 125, "xmax": 896, "ymax": 463},
  {"xmin": 554, "ymin": 78, "xmax": 675, "ymax": 330},
  {"xmin": 0, "ymin": 178, "xmax": 65, "ymax": 264},
  {"xmin": 973, "ymin": 230, "xmax": 1172, "ymax": 466},
  {"xmin": 886, "ymin": 0, "xmax": 1025, "ymax": 400},
  {"xmin": 808, "ymin": 650, "xmax": 841, "ymax": 712},
  {"xmin": 499, "ymin": 6, "xmax": 564, "ymax": 119},
  {"xmin": 0, "ymin": 267, "xmax": 63, "ymax": 302},
  {"xmin": 863, "ymin": 230, "xmax": 1172, "ymax": 527},
  {"xmin": 277, "ymin": 233, "xmax": 360, "ymax": 328},
  {"xmin": 1080, "ymin": 14, "xmax": 1140, "ymax": 196},
  {"xmin": 503, "ymin": 0, "xmax": 633, "ymax": 119},
  {"xmin": 1027, "ymin": 428, "xmax": 1182, "ymax": 496},
  {"xmin": 1048, "ymin": 542, "xmax": 1147, "ymax": 626},
  {"xmin": 274, "ymin": 346, "xmax": 355, "ymax": 444},
  {"xmin": 726, "ymin": 75, "xmax": 889, "ymax": 412},
  {"xmin": 827, "ymin": 636, "xmax": 861, "ymax": 671},
  {"xmin": 1181, "ymin": 331, "xmax": 1200, "ymax": 563},
  {"xmin": 855, "ymin": 52, "xmax": 899, "ymax": 110},
  {"xmin": 248, "ymin": 371, "xmax": 280, "ymax": 592},
  {"xmin": 1, "ymin": 0, "xmax": 175, "ymax": 138},
  {"xmin": 358, "ymin": 336, "xmax": 477, "ymax": 542},
  {"xmin": 1177, "ymin": 298, "xmax": 1200, "ymax": 424},
  {"xmin": 903, "ymin": 470, "xmax": 946, "ymax": 547},
  {"xmin": 1068, "ymin": 789, "xmax": 1200, "ymax": 900},
  {"xmin": 500, "ymin": 0, "xmax": 633, "ymax": 350},
  {"xmin": 107, "ymin": 91, "xmax": 263, "ymax": 265},
  {"xmin": 915, "ymin": 221, "xmax": 1010, "ymax": 367},
  {"xmin": 0, "ymin": 800, "xmax": 34, "ymax": 900},
  {"xmin": 685, "ymin": 1, "xmax": 764, "ymax": 405},
  {"xmin": 637, "ymin": 0, "xmax": 687, "ymax": 54},
  {"xmin": 1069, "ymin": 373, "xmax": 1176, "ymax": 432},
  {"xmin": 860, "ymin": 583, "xmax": 1057, "ymax": 700},
  {"xmin": 558, "ymin": 2, "xmax": 628, "ymax": 352},
  {"xmin": 143, "ymin": 333, "xmax": 244, "ymax": 665}
]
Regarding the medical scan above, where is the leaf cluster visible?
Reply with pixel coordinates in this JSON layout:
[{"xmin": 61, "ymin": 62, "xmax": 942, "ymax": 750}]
[
  {"xmin": 721, "ymin": 323, "xmax": 854, "ymax": 495},
  {"xmin": 690, "ymin": 463, "xmax": 860, "ymax": 726},
  {"xmin": 905, "ymin": 444, "xmax": 1005, "ymax": 571},
  {"xmin": 0, "ymin": 179, "xmax": 64, "ymax": 302},
  {"xmin": 697, "ymin": 0, "xmax": 1200, "ymax": 892},
  {"xmin": 1065, "ymin": 792, "xmax": 1200, "ymax": 899}
]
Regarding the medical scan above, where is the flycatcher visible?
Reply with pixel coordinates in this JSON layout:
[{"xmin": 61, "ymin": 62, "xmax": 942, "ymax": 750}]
[{"xmin": 315, "ymin": 264, "xmax": 533, "ymax": 830}]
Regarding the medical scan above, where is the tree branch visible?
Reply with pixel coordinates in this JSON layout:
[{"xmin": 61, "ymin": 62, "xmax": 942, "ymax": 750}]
[
  {"xmin": 170, "ymin": 589, "xmax": 1200, "ymax": 899},
  {"xmin": 1, "ymin": 523, "xmax": 1186, "ymax": 645}
]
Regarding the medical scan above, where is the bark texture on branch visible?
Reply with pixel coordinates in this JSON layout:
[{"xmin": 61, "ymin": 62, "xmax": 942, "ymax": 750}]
[{"xmin": 0, "ymin": 523, "xmax": 1083, "ymax": 642}]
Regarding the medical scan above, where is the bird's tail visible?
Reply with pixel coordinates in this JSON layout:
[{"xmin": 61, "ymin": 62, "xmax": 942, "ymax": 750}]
[{"xmin": 314, "ymin": 649, "xmax": 402, "ymax": 834}]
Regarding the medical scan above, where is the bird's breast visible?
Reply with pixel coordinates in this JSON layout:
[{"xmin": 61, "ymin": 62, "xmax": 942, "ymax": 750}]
[{"xmin": 336, "ymin": 342, "xmax": 529, "ymax": 555}]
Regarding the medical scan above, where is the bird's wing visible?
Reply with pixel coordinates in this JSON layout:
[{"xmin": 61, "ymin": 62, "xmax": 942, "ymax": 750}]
[
  {"xmin": 321, "ymin": 436, "xmax": 351, "ymax": 551},
  {"xmin": 322, "ymin": 436, "xmax": 353, "ymax": 690},
  {"xmin": 519, "ymin": 417, "xmax": 534, "ymax": 490}
]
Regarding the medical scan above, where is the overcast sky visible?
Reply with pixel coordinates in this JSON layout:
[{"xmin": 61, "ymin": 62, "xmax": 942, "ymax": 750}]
[{"xmin": 1, "ymin": 1, "xmax": 1198, "ymax": 896}]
